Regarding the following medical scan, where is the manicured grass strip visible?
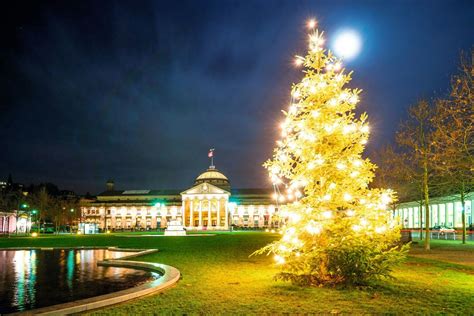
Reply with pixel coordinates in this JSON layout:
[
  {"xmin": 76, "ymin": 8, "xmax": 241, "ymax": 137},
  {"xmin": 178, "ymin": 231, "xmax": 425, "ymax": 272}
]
[{"xmin": 1, "ymin": 234, "xmax": 473, "ymax": 314}]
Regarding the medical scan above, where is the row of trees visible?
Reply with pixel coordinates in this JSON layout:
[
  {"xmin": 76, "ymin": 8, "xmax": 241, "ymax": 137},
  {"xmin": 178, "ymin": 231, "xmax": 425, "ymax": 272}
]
[
  {"xmin": 374, "ymin": 50, "xmax": 473, "ymax": 249},
  {"xmin": 0, "ymin": 182, "xmax": 81, "ymax": 234}
]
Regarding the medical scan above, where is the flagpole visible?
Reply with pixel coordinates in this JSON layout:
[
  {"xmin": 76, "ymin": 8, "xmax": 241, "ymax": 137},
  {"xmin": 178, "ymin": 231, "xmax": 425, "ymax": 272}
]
[{"xmin": 209, "ymin": 148, "xmax": 215, "ymax": 168}]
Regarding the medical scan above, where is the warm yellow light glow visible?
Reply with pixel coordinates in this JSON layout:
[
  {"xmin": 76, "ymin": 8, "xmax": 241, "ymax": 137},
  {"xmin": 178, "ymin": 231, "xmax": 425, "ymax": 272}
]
[
  {"xmin": 314, "ymin": 156, "xmax": 325, "ymax": 165},
  {"xmin": 307, "ymin": 19, "xmax": 317, "ymax": 29},
  {"xmin": 343, "ymin": 124, "xmax": 356, "ymax": 134},
  {"xmin": 294, "ymin": 56, "xmax": 304, "ymax": 67},
  {"xmin": 31, "ymin": 232, "xmax": 38, "ymax": 237},
  {"xmin": 328, "ymin": 98, "xmax": 338, "ymax": 107},
  {"xmin": 274, "ymin": 255, "xmax": 285, "ymax": 264},
  {"xmin": 339, "ymin": 92, "xmax": 349, "ymax": 101},
  {"xmin": 381, "ymin": 193, "xmax": 392, "ymax": 205},
  {"xmin": 271, "ymin": 165, "xmax": 280, "ymax": 175},
  {"xmin": 322, "ymin": 210, "xmax": 332, "ymax": 219},
  {"xmin": 343, "ymin": 193, "xmax": 352, "ymax": 201},
  {"xmin": 349, "ymin": 95, "xmax": 359, "ymax": 104},
  {"xmin": 350, "ymin": 171, "xmax": 360, "ymax": 178},
  {"xmin": 306, "ymin": 221, "xmax": 321, "ymax": 235},
  {"xmin": 353, "ymin": 159, "xmax": 363, "ymax": 167},
  {"xmin": 289, "ymin": 212, "xmax": 301, "ymax": 223}
]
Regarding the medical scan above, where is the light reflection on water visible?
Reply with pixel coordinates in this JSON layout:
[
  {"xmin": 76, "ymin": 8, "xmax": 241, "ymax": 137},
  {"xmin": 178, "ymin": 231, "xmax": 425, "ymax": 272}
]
[{"xmin": 0, "ymin": 249, "xmax": 158, "ymax": 314}]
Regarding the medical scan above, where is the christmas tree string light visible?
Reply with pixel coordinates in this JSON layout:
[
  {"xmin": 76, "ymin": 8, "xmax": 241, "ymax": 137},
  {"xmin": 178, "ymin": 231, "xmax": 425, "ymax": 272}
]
[{"xmin": 255, "ymin": 19, "xmax": 407, "ymax": 286}]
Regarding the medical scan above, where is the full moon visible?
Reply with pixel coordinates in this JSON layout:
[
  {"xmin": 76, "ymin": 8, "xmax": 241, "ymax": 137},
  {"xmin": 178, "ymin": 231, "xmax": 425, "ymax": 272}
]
[{"xmin": 332, "ymin": 30, "xmax": 362, "ymax": 60}]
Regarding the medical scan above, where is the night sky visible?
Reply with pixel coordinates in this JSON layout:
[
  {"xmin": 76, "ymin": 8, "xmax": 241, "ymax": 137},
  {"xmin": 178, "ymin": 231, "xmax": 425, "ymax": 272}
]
[{"xmin": 1, "ymin": 0, "xmax": 473, "ymax": 194}]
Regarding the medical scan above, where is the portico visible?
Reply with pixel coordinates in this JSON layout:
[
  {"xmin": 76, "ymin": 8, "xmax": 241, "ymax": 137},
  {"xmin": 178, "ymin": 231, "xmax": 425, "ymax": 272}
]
[{"xmin": 181, "ymin": 182, "xmax": 230, "ymax": 230}]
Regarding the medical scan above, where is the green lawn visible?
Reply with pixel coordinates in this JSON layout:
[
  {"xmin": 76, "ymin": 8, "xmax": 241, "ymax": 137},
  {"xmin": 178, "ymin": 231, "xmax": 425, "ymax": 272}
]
[{"xmin": 1, "ymin": 232, "xmax": 473, "ymax": 314}]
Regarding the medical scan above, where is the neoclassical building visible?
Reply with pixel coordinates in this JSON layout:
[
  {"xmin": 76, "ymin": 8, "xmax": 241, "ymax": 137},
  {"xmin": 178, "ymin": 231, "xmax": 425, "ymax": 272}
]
[{"xmin": 80, "ymin": 166, "xmax": 279, "ymax": 232}]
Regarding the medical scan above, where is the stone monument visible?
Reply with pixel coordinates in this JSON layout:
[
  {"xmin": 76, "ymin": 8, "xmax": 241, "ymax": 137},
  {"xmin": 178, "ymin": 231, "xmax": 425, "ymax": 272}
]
[{"xmin": 164, "ymin": 220, "xmax": 186, "ymax": 236}]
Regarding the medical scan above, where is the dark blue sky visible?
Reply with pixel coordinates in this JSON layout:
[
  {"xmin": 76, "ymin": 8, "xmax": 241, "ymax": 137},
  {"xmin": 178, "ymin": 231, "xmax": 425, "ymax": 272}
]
[{"xmin": 1, "ymin": 0, "xmax": 473, "ymax": 194}]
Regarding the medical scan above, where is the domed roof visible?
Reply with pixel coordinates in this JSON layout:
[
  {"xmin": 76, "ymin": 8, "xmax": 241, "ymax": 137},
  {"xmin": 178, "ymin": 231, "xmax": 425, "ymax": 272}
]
[
  {"xmin": 196, "ymin": 170, "xmax": 228, "ymax": 181},
  {"xmin": 194, "ymin": 166, "xmax": 230, "ymax": 191}
]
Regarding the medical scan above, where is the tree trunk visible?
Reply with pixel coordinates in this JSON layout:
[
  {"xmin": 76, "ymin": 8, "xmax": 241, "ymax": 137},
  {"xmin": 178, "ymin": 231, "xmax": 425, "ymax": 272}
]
[
  {"xmin": 419, "ymin": 199, "xmax": 423, "ymax": 240},
  {"xmin": 423, "ymin": 159, "xmax": 430, "ymax": 250},
  {"xmin": 461, "ymin": 187, "xmax": 466, "ymax": 244}
]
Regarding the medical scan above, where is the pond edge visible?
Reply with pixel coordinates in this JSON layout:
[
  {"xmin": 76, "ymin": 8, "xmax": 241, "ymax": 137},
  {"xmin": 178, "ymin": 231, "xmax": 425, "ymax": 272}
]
[{"xmin": 4, "ymin": 248, "xmax": 180, "ymax": 316}]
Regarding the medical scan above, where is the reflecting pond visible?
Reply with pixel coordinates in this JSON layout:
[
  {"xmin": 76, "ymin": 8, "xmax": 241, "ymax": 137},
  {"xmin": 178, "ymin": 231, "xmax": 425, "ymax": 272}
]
[{"xmin": 0, "ymin": 249, "xmax": 159, "ymax": 314}]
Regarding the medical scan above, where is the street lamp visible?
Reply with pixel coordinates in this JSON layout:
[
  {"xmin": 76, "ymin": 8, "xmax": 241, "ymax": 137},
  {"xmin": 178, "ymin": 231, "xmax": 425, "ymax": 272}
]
[
  {"xmin": 17, "ymin": 203, "xmax": 29, "ymax": 234},
  {"xmin": 70, "ymin": 209, "xmax": 75, "ymax": 233},
  {"xmin": 31, "ymin": 209, "xmax": 40, "ymax": 234}
]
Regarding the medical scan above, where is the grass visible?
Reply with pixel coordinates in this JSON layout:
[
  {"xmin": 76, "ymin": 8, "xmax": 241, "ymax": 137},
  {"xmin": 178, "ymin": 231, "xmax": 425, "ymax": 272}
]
[{"xmin": 1, "ymin": 232, "xmax": 473, "ymax": 314}]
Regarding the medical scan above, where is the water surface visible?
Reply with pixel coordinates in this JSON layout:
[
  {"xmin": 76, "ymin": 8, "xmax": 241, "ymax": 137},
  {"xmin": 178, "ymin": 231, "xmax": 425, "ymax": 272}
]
[{"xmin": 0, "ymin": 249, "xmax": 158, "ymax": 314}]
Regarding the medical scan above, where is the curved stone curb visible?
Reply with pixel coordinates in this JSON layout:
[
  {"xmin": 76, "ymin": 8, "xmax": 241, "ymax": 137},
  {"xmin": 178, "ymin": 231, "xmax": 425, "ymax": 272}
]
[
  {"xmin": 103, "ymin": 248, "xmax": 158, "ymax": 261},
  {"xmin": 7, "ymin": 250, "xmax": 180, "ymax": 316},
  {"xmin": 107, "ymin": 247, "xmax": 151, "ymax": 252}
]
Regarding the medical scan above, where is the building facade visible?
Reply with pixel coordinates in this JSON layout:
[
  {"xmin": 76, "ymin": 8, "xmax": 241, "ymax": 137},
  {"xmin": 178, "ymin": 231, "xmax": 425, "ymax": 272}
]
[
  {"xmin": 80, "ymin": 166, "xmax": 279, "ymax": 232},
  {"xmin": 393, "ymin": 193, "xmax": 473, "ymax": 229},
  {"xmin": 0, "ymin": 212, "xmax": 16, "ymax": 234}
]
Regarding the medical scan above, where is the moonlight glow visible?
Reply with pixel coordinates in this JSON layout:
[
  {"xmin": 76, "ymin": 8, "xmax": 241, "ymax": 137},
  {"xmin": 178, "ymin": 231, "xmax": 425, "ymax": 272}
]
[{"xmin": 333, "ymin": 30, "xmax": 362, "ymax": 60}]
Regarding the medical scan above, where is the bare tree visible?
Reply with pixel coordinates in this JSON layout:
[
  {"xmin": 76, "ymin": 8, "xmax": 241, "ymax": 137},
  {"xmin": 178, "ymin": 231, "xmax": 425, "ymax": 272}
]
[
  {"xmin": 30, "ymin": 187, "xmax": 52, "ymax": 233},
  {"xmin": 431, "ymin": 50, "xmax": 474, "ymax": 243},
  {"xmin": 396, "ymin": 100, "xmax": 435, "ymax": 250}
]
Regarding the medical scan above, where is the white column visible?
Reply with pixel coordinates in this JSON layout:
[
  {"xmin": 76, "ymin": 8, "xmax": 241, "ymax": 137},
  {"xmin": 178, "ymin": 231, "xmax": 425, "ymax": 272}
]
[
  {"xmin": 445, "ymin": 203, "xmax": 449, "ymax": 225},
  {"xmin": 225, "ymin": 200, "xmax": 229, "ymax": 229},
  {"xmin": 190, "ymin": 200, "xmax": 194, "ymax": 228},
  {"xmin": 208, "ymin": 199, "xmax": 211, "ymax": 228},
  {"xmin": 199, "ymin": 200, "xmax": 203, "ymax": 227},
  {"xmin": 217, "ymin": 199, "xmax": 221, "ymax": 228}
]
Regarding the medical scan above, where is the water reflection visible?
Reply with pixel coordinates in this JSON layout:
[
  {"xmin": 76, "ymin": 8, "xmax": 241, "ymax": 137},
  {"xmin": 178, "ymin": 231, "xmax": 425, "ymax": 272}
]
[{"xmin": 0, "ymin": 249, "xmax": 157, "ymax": 314}]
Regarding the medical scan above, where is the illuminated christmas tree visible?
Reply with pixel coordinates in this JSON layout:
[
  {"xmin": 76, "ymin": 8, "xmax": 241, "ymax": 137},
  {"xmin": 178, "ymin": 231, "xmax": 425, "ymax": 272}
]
[{"xmin": 258, "ymin": 21, "xmax": 407, "ymax": 286}]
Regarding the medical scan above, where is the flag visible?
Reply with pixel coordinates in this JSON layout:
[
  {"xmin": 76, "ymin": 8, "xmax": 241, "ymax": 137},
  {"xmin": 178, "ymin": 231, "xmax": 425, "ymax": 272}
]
[{"xmin": 208, "ymin": 148, "xmax": 214, "ymax": 158}]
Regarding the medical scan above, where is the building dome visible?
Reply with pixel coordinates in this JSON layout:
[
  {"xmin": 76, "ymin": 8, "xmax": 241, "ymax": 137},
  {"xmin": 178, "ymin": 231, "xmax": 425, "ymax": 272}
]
[{"xmin": 194, "ymin": 166, "xmax": 230, "ymax": 191}]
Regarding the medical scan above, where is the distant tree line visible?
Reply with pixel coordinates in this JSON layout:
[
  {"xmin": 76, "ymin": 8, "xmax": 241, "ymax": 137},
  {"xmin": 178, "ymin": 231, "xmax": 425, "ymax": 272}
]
[
  {"xmin": 373, "ymin": 49, "xmax": 473, "ymax": 249},
  {"xmin": 0, "ymin": 177, "xmax": 81, "ymax": 234}
]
